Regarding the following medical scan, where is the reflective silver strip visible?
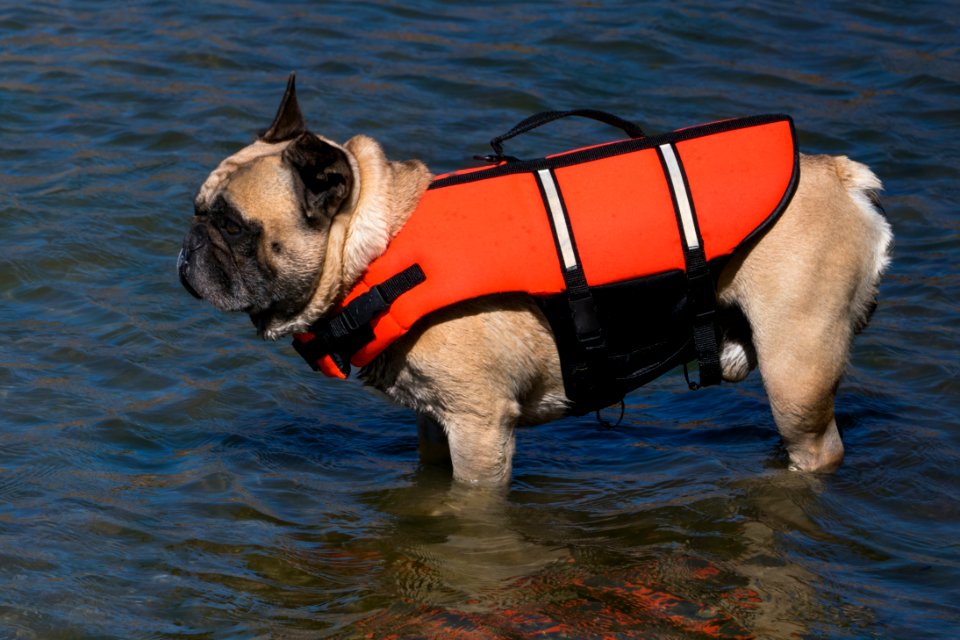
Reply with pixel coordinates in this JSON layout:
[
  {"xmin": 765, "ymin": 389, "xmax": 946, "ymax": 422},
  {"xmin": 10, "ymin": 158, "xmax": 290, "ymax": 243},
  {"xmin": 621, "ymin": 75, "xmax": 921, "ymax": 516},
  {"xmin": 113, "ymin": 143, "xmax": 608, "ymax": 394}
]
[
  {"xmin": 537, "ymin": 169, "xmax": 578, "ymax": 270},
  {"xmin": 659, "ymin": 143, "xmax": 700, "ymax": 250}
]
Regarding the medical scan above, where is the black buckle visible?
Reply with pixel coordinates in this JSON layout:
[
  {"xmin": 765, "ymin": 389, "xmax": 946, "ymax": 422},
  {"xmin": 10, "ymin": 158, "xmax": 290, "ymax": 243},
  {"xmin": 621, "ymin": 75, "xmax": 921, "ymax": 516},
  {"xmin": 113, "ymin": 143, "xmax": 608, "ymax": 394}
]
[
  {"xmin": 296, "ymin": 264, "xmax": 427, "ymax": 377},
  {"xmin": 292, "ymin": 334, "xmax": 323, "ymax": 371},
  {"xmin": 342, "ymin": 286, "xmax": 388, "ymax": 332},
  {"xmin": 292, "ymin": 332, "xmax": 353, "ymax": 377},
  {"xmin": 568, "ymin": 292, "xmax": 603, "ymax": 342}
]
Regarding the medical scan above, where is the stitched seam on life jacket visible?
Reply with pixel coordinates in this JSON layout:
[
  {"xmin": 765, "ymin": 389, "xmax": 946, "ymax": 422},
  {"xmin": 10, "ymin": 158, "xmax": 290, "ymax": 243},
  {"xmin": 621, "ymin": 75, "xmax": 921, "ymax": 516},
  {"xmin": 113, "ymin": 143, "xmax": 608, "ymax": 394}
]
[{"xmin": 430, "ymin": 114, "xmax": 792, "ymax": 189}]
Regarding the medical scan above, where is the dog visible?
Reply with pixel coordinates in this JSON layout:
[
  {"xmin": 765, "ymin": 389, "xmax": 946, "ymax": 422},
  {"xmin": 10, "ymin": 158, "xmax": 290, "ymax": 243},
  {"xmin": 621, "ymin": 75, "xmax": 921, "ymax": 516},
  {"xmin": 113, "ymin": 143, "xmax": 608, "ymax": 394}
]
[{"xmin": 178, "ymin": 75, "xmax": 893, "ymax": 486}]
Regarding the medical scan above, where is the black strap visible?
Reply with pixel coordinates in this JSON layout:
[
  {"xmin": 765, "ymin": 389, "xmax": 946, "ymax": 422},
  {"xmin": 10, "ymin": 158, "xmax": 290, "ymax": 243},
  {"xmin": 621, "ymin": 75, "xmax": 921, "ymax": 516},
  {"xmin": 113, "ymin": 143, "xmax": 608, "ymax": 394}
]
[
  {"xmin": 655, "ymin": 143, "xmax": 722, "ymax": 390},
  {"xmin": 595, "ymin": 399, "xmax": 625, "ymax": 430},
  {"xmin": 684, "ymin": 249, "xmax": 722, "ymax": 389},
  {"xmin": 534, "ymin": 167, "xmax": 608, "ymax": 405},
  {"xmin": 487, "ymin": 110, "xmax": 645, "ymax": 161},
  {"xmin": 294, "ymin": 264, "xmax": 426, "ymax": 376},
  {"xmin": 564, "ymin": 267, "xmax": 604, "ymax": 350},
  {"xmin": 326, "ymin": 264, "xmax": 425, "ymax": 339}
]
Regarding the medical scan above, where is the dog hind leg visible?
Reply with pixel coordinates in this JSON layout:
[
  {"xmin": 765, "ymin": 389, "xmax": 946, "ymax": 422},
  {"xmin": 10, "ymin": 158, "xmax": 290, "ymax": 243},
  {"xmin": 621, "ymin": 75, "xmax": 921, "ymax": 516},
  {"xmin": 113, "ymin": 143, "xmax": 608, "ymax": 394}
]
[
  {"xmin": 717, "ymin": 298, "xmax": 846, "ymax": 471},
  {"xmin": 717, "ymin": 154, "xmax": 890, "ymax": 472},
  {"xmin": 754, "ymin": 320, "xmax": 848, "ymax": 472}
]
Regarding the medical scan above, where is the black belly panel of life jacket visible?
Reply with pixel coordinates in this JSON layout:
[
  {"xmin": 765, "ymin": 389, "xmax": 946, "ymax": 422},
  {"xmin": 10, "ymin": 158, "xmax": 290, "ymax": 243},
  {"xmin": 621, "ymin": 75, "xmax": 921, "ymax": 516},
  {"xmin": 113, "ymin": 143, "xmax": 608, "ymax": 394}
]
[{"xmin": 537, "ymin": 268, "xmax": 706, "ymax": 416}]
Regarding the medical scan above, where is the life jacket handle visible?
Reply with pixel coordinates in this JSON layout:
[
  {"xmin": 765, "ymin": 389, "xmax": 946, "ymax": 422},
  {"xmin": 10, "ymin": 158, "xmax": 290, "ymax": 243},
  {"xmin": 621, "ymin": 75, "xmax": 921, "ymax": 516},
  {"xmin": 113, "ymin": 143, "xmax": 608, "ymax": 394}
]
[{"xmin": 488, "ymin": 109, "xmax": 646, "ymax": 160}]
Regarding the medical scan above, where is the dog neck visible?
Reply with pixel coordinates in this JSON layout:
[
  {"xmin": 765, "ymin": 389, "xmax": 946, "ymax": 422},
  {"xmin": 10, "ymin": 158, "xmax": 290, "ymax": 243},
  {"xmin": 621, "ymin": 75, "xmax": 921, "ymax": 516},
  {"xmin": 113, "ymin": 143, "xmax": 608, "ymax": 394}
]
[{"xmin": 259, "ymin": 135, "xmax": 432, "ymax": 340}]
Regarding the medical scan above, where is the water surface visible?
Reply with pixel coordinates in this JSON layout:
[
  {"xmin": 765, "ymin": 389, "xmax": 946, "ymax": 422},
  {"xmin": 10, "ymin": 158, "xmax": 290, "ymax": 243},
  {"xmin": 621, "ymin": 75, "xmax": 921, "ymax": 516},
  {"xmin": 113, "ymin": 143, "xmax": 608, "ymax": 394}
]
[{"xmin": 1, "ymin": 1, "xmax": 958, "ymax": 638}]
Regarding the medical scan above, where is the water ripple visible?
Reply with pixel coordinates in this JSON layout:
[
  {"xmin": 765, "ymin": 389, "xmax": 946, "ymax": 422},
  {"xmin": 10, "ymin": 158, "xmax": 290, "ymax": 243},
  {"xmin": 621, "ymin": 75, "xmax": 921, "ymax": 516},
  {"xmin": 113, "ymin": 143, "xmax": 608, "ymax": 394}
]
[{"xmin": 1, "ymin": 1, "xmax": 958, "ymax": 638}]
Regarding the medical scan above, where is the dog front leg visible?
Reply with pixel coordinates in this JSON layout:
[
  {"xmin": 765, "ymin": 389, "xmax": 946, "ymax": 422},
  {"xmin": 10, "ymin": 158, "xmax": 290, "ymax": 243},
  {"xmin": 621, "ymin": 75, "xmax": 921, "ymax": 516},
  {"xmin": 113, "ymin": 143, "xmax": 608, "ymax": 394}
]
[{"xmin": 441, "ymin": 400, "xmax": 520, "ymax": 487}]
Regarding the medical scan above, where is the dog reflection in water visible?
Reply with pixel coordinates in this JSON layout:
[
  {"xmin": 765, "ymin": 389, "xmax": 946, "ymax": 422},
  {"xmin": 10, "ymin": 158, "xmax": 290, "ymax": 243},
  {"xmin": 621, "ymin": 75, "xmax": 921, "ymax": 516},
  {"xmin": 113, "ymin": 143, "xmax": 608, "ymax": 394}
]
[{"xmin": 347, "ymin": 466, "xmax": 826, "ymax": 638}]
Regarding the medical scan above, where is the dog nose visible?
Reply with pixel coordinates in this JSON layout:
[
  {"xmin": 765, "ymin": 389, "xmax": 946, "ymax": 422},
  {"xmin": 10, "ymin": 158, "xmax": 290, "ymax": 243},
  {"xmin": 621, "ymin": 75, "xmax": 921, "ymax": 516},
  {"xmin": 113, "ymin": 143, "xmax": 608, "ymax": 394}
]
[{"xmin": 177, "ymin": 248, "xmax": 203, "ymax": 299}]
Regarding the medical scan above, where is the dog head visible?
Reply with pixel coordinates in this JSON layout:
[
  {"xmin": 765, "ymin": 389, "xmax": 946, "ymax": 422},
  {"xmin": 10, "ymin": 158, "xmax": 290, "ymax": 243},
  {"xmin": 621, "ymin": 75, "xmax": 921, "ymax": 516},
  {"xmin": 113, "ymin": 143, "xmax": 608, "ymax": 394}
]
[{"xmin": 178, "ymin": 74, "xmax": 431, "ymax": 339}]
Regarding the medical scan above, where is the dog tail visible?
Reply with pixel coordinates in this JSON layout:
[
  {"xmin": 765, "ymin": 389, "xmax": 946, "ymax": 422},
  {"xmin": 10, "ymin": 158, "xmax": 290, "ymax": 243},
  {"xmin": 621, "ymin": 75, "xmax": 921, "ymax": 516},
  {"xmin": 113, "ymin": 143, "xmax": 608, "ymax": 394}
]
[{"xmin": 835, "ymin": 157, "xmax": 893, "ymax": 334}]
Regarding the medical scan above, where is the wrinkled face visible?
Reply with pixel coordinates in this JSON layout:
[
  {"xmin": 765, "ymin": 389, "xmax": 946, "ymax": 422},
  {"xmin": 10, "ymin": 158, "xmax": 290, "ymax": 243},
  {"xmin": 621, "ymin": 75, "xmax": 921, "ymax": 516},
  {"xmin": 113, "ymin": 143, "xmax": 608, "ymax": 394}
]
[{"xmin": 178, "ymin": 75, "xmax": 356, "ymax": 333}]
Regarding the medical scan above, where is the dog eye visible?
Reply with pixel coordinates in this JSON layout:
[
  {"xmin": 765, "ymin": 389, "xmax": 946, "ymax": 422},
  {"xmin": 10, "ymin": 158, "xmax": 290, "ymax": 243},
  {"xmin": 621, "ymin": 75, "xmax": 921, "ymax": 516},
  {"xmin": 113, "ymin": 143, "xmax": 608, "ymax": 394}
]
[{"xmin": 222, "ymin": 221, "xmax": 242, "ymax": 236}]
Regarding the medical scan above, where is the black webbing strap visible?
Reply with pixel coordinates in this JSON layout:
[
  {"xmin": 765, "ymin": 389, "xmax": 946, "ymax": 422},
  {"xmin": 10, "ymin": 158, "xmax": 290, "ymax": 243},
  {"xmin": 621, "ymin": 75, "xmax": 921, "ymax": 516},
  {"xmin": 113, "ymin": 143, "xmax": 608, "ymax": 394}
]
[
  {"xmin": 564, "ymin": 266, "xmax": 604, "ymax": 352},
  {"xmin": 656, "ymin": 142, "xmax": 722, "ymax": 390},
  {"xmin": 293, "ymin": 264, "xmax": 426, "ymax": 376},
  {"xmin": 534, "ymin": 168, "xmax": 607, "ymax": 403},
  {"xmin": 684, "ymin": 248, "xmax": 722, "ymax": 388},
  {"xmin": 562, "ymin": 263, "xmax": 609, "ymax": 404}
]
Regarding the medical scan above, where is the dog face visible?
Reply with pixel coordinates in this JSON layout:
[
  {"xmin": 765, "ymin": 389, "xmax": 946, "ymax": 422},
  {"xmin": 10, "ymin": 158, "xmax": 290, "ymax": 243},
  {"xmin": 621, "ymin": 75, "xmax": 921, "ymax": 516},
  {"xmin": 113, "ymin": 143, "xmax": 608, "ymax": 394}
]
[{"xmin": 178, "ymin": 75, "xmax": 358, "ymax": 333}]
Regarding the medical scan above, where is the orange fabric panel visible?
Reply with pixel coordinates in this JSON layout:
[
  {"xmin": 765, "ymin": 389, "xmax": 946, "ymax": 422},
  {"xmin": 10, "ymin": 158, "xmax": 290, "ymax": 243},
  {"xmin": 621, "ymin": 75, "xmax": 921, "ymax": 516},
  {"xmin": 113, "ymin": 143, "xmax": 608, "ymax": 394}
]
[
  {"xmin": 353, "ymin": 313, "xmax": 404, "ymax": 366},
  {"xmin": 554, "ymin": 148, "xmax": 686, "ymax": 284},
  {"xmin": 308, "ymin": 117, "xmax": 797, "ymax": 373},
  {"xmin": 352, "ymin": 172, "xmax": 566, "ymax": 366},
  {"xmin": 676, "ymin": 120, "xmax": 794, "ymax": 261}
]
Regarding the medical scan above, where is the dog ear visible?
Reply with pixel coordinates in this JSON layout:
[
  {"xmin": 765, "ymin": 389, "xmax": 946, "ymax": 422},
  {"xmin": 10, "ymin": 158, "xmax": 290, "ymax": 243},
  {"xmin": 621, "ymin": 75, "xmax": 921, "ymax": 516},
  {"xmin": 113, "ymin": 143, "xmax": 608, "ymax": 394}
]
[
  {"xmin": 283, "ymin": 133, "xmax": 354, "ymax": 223},
  {"xmin": 259, "ymin": 73, "xmax": 306, "ymax": 143}
]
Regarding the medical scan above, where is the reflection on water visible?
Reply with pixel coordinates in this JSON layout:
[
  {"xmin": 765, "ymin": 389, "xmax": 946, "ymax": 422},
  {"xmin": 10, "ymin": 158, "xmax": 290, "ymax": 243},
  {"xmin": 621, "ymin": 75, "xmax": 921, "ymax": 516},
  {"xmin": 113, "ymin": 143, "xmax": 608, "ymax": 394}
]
[
  {"xmin": 343, "ymin": 470, "xmax": 852, "ymax": 638},
  {"xmin": 1, "ymin": 1, "xmax": 959, "ymax": 638}
]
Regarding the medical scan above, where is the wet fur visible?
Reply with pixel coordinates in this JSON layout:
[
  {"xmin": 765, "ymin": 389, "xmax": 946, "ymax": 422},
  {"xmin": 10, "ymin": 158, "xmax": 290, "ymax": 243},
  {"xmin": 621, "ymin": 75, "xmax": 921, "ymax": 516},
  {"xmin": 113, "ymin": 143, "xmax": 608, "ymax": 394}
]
[{"xmin": 180, "ymin": 80, "xmax": 892, "ymax": 486}]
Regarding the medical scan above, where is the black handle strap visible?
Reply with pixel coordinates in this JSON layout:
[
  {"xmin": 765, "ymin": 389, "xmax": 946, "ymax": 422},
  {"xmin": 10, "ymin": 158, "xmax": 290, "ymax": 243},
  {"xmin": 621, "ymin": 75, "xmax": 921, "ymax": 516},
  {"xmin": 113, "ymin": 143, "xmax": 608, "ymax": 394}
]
[{"xmin": 488, "ymin": 109, "xmax": 645, "ymax": 159}]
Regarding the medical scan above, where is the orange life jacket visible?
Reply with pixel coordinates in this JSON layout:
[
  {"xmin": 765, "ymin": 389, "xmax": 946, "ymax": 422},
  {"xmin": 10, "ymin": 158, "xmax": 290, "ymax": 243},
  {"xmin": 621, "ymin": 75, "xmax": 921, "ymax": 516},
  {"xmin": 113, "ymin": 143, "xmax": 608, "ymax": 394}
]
[{"xmin": 293, "ymin": 113, "xmax": 798, "ymax": 414}]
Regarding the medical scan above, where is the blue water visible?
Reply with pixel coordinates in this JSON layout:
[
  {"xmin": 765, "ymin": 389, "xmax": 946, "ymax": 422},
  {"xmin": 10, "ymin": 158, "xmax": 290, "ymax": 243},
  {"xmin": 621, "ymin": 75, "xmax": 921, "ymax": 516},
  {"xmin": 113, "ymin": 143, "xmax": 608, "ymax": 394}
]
[{"xmin": 1, "ymin": 1, "xmax": 958, "ymax": 638}]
